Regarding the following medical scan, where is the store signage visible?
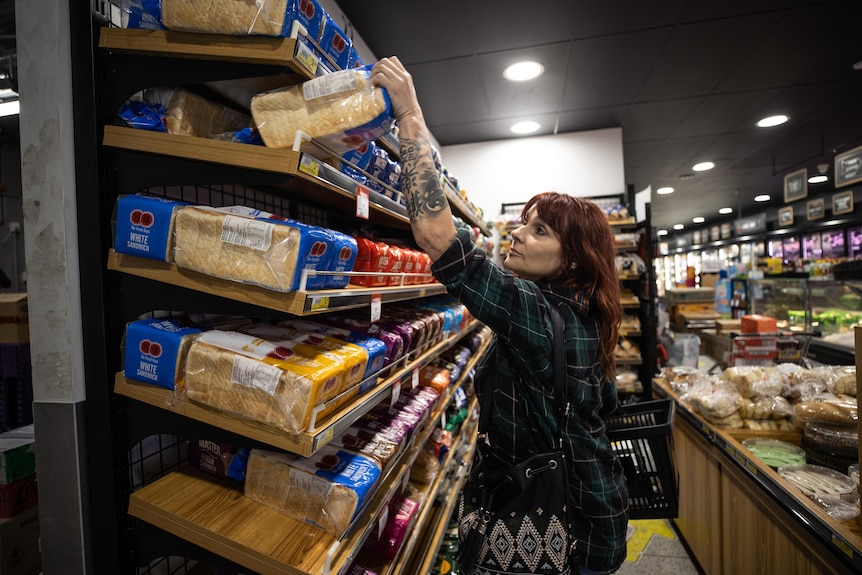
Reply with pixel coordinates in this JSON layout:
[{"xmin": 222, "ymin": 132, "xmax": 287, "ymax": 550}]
[
  {"xmin": 692, "ymin": 230, "xmax": 702, "ymax": 244},
  {"xmin": 736, "ymin": 213, "xmax": 767, "ymax": 235},
  {"xmin": 710, "ymin": 225, "xmax": 720, "ymax": 242},
  {"xmin": 675, "ymin": 236, "xmax": 689, "ymax": 248},
  {"xmin": 720, "ymin": 223, "xmax": 732, "ymax": 239}
]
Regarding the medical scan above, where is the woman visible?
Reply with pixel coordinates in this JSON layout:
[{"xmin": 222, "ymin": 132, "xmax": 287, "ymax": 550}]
[{"xmin": 372, "ymin": 57, "xmax": 629, "ymax": 575}]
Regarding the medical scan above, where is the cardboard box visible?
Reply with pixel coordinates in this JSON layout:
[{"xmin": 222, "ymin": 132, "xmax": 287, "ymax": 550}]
[
  {"xmin": 0, "ymin": 438, "xmax": 35, "ymax": 485},
  {"xmin": 740, "ymin": 314, "xmax": 777, "ymax": 334},
  {"xmin": 0, "ymin": 295, "xmax": 28, "ymax": 344},
  {"xmin": 0, "ymin": 505, "xmax": 40, "ymax": 575},
  {"xmin": 0, "ymin": 475, "xmax": 37, "ymax": 518}
]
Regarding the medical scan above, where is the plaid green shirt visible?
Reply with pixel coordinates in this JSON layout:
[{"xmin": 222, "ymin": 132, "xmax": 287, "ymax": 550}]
[{"xmin": 432, "ymin": 226, "xmax": 629, "ymax": 573}]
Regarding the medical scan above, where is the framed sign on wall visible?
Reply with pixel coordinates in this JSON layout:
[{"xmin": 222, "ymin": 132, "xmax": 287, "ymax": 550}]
[
  {"xmin": 835, "ymin": 145, "xmax": 862, "ymax": 188},
  {"xmin": 807, "ymin": 198, "xmax": 825, "ymax": 221},
  {"xmin": 784, "ymin": 168, "xmax": 808, "ymax": 202},
  {"xmin": 833, "ymin": 189, "xmax": 854, "ymax": 215}
]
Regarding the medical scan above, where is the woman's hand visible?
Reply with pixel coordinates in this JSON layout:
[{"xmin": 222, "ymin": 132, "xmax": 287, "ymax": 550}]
[{"xmin": 371, "ymin": 56, "xmax": 424, "ymax": 127}]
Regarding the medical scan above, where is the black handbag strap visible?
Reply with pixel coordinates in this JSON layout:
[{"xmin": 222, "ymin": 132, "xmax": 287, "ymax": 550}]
[{"xmin": 478, "ymin": 299, "xmax": 569, "ymax": 449}]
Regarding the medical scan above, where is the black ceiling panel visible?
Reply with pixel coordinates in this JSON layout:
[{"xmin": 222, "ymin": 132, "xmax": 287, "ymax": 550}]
[{"xmin": 335, "ymin": 0, "xmax": 862, "ymax": 229}]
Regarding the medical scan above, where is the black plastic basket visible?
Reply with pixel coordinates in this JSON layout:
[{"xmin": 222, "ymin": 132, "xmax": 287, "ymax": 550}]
[{"xmin": 605, "ymin": 399, "xmax": 679, "ymax": 519}]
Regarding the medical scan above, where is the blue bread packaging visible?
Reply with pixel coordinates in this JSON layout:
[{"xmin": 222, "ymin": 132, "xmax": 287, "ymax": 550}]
[
  {"xmin": 114, "ymin": 194, "xmax": 187, "ymax": 261},
  {"xmin": 123, "ymin": 317, "xmax": 203, "ymax": 390},
  {"xmin": 318, "ymin": 13, "xmax": 353, "ymax": 70},
  {"xmin": 324, "ymin": 231, "xmax": 358, "ymax": 289}
]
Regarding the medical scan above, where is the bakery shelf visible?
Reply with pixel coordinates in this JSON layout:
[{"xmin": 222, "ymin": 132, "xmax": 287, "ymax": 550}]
[
  {"xmin": 652, "ymin": 377, "xmax": 862, "ymax": 572},
  {"xmin": 114, "ymin": 321, "xmax": 486, "ymax": 458},
  {"xmin": 99, "ymin": 27, "xmax": 318, "ymax": 75},
  {"xmin": 442, "ymin": 176, "xmax": 490, "ymax": 237},
  {"xmin": 399, "ymin": 422, "xmax": 478, "ymax": 575},
  {"xmin": 102, "ymin": 126, "xmax": 412, "ymax": 230},
  {"xmin": 127, "ymin": 335, "xmax": 491, "ymax": 575},
  {"xmin": 614, "ymin": 356, "xmax": 642, "ymax": 366},
  {"xmin": 106, "ymin": 250, "xmax": 446, "ymax": 316}
]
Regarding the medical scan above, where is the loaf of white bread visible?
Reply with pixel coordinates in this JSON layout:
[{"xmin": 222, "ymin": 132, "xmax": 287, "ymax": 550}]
[
  {"xmin": 184, "ymin": 330, "xmax": 349, "ymax": 433},
  {"xmin": 244, "ymin": 446, "xmax": 381, "ymax": 536},
  {"xmin": 251, "ymin": 66, "xmax": 393, "ymax": 152},
  {"xmin": 161, "ymin": 0, "xmax": 293, "ymax": 36},
  {"xmin": 172, "ymin": 205, "xmax": 331, "ymax": 292}
]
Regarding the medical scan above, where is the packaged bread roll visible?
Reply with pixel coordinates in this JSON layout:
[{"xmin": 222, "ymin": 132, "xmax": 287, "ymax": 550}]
[
  {"xmin": 172, "ymin": 206, "xmax": 334, "ymax": 292},
  {"xmin": 161, "ymin": 0, "xmax": 325, "ymax": 38},
  {"xmin": 244, "ymin": 446, "xmax": 381, "ymax": 536},
  {"xmin": 184, "ymin": 330, "xmax": 346, "ymax": 433},
  {"xmin": 251, "ymin": 65, "xmax": 394, "ymax": 152}
]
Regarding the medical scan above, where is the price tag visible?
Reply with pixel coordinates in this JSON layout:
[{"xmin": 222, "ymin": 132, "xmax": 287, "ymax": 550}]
[
  {"xmin": 370, "ymin": 293, "xmax": 382, "ymax": 322},
  {"xmin": 441, "ymin": 410, "xmax": 447, "ymax": 430},
  {"xmin": 293, "ymin": 39, "xmax": 319, "ymax": 76},
  {"xmin": 299, "ymin": 155, "xmax": 320, "ymax": 178},
  {"xmin": 310, "ymin": 296, "xmax": 330, "ymax": 311},
  {"xmin": 411, "ymin": 367, "xmax": 419, "ymax": 389},
  {"xmin": 356, "ymin": 185, "xmax": 370, "ymax": 220},
  {"xmin": 377, "ymin": 506, "xmax": 389, "ymax": 539},
  {"xmin": 390, "ymin": 382, "xmax": 401, "ymax": 406}
]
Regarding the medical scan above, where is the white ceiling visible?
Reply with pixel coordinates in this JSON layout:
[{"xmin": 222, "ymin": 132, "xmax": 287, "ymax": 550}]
[{"xmin": 334, "ymin": 0, "xmax": 862, "ymax": 232}]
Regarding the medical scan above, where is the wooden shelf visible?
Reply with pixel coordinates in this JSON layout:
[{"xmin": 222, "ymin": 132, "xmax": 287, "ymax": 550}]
[
  {"xmin": 102, "ymin": 126, "xmax": 412, "ymax": 230},
  {"xmin": 115, "ymin": 322, "xmax": 486, "ymax": 457},
  {"xmin": 107, "ymin": 250, "xmax": 446, "ymax": 317},
  {"xmin": 128, "ymin": 336, "xmax": 491, "ymax": 575},
  {"xmin": 99, "ymin": 27, "xmax": 317, "ymax": 73}
]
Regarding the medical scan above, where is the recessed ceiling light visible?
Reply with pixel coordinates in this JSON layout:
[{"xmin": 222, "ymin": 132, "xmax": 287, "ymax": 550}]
[
  {"xmin": 692, "ymin": 217, "xmax": 705, "ymax": 224},
  {"xmin": 510, "ymin": 121, "xmax": 541, "ymax": 134},
  {"xmin": 673, "ymin": 224, "xmax": 685, "ymax": 230},
  {"xmin": 757, "ymin": 115, "xmax": 788, "ymax": 128},
  {"xmin": 808, "ymin": 175, "xmax": 828, "ymax": 184},
  {"xmin": 754, "ymin": 194, "xmax": 770, "ymax": 202},
  {"xmin": 692, "ymin": 162, "xmax": 715, "ymax": 172},
  {"xmin": 657, "ymin": 229, "xmax": 668, "ymax": 236},
  {"xmin": 719, "ymin": 207, "xmax": 733, "ymax": 215},
  {"xmin": 503, "ymin": 61, "xmax": 545, "ymax": 82},
  {"xmin": 656, "ymin": 187, "xmax": 675, "ymax": 195}
]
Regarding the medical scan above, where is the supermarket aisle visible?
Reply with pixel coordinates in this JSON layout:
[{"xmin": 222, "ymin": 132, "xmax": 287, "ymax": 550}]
[{"xmin": 616, "ymin": 519, "xmax": 703, "ymax": 575}]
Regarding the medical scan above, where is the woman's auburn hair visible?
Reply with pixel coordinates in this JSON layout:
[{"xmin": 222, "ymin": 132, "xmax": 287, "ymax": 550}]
[{"xmin": 521, "ymin": 192, "xmax": 623, "ymax": 379}]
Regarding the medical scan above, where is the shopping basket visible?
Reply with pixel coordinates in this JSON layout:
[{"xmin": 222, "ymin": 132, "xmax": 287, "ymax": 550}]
[{"xmin": 605, "ymin": 399, "xmax": 678, "ymax": 519}]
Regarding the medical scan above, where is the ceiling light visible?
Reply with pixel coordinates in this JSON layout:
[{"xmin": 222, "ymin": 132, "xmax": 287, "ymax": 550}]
[
  {"xmin": 757, "ymin": 115, "xmax": 788, "ymax": 128},
  {"xmin": 692, "ymin": 162, "xmax": 715, "ymax": 172},
  {"xmin": 673, "ymin": 224, "xmax": 685, "ymax": 230},
  {"xmin": 719, "ymin": 207, "xmax": 733, "ymax": 215},
  {"xmin": 503, "ymin": 61, "xmax": 544, "ymax": 82},
  {"xmin": 0, "ymin": 100, "xmax": 19, "ymax": 118},
  {"xmin": 754, "ymin": 194, "xmax": 770, "ymax": 202},
  {"xmin": 692, "ymin": 217, "xmax": 705, "ymax": 224},
  {"xmin": 657, "ymin": 229, "xmax": 668, "ymax": 236},
  {"xmin": 853, "ymin": 60, "xmax": 862, "ymax": 71},
  {"xmin": 656, "ymin": 187, "xmax": 675, "ymax": 195},
  {"xmin": 808, "ymin": 175, "xmax": 828, "ymax": 184},
  {"xmin": 510, "ymin": 121, "xmax": 541, "ymax": 134}
]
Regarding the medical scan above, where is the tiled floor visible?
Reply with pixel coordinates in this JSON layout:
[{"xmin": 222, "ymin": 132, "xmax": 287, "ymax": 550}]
[{"xmin": 615, "ymin": 519, "xmax": 703, "ymax": 575}]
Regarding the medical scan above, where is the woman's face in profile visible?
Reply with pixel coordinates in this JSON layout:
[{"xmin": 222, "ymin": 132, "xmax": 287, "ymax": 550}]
[{"xmin": 505, "ymin": 208, "xmax": 564, "ymax": 281}]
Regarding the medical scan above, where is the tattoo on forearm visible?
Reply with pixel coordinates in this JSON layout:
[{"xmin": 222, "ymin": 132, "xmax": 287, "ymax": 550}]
[{"xmin": 401, "ymin": 138, "xmax": 448, "ymax": 221}]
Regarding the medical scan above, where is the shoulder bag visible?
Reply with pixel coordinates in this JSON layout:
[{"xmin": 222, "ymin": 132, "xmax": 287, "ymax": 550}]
[{"xmin": 457, "ymin": 303, "xmax": 577, "ymax": 574}]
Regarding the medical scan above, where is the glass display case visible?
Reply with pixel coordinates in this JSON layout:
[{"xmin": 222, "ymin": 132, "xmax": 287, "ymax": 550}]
[
  {"xmin": 747, "ymin": 276, "xmax": 809, "ymax": 330},
  {"xmin": 807, "ymin": 279, "xmax": 862, "ymax": 350}
]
